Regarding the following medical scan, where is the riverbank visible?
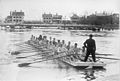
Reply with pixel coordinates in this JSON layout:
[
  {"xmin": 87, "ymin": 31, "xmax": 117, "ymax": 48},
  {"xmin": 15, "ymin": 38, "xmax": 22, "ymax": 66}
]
[{"xmin": 0, "ymin": 23, "xmax": 119, "ymax": 31}]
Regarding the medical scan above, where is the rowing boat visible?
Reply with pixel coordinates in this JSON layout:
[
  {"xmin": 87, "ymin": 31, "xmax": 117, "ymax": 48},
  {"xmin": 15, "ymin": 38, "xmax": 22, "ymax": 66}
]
[
  {"xmin": 59, "ymin": 57, "xmax": 106, "ymax": 68},
  {"xmin": 23, "ymin": 40, "xmax": 106, "ymax": 68}
]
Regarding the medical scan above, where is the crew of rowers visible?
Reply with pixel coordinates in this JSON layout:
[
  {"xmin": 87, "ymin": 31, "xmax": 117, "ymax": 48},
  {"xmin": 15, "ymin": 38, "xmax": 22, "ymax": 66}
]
[{"xmin": 28, "ymin": 34, "xmax": 86, "ymax": 62}]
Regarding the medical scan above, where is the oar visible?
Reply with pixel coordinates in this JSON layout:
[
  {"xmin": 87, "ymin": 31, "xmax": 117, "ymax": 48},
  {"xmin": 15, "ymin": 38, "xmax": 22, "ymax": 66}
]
[
  {"xmin": 18, "ymin": 51, "xmax": 73, "ymax": 67},
  {"xmin": 16, "ymin": 43, "xmax": 34, "ymax": 48},
  {"xmin": 16, "ymin": 51, "xmax": 53, "ymax": 59},
  {"xmin": 14, "ymin": 41, "xmax": 27, "ymax": 46},
  {"xmin": 16, "ymin": 48, "xmax": 39, "ymax": 52},
  {"xmin": 96, "ymin": 56, "xmax": 120, "ymax": 60},
  {"xmin": 95, "ymin": 53, "xmax": 112, "ymax": 56},
  {"xmin": 15, "ymin": 50, "xmax": 40, "ymax": 54},
  {"xmin": 96, "ymin": 54, "xmax": 112, "ymax": 56},
  {"xmin": 11, "ymin": 51, "xmax": 21, "ymax": 55},
  {"xmin": 27, "ymin": 42, "xmax": 49, "ymax": 49}
]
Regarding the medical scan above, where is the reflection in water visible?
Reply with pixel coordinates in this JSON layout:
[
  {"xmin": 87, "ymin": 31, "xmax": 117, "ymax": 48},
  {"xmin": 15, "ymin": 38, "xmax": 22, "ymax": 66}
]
[
  {"xmin": 84, "ymin": 69, "xmax": 96, "ymax": 81},
  {"xmin": 0, "ymin": 29, "xmax": 120, "ymax": 81}
]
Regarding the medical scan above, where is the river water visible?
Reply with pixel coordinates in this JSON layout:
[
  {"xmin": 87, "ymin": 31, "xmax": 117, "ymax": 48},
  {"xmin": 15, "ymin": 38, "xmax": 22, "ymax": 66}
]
[{"xmin": 0, "ymin": 28, "xmax": 120, "ymax": 81}]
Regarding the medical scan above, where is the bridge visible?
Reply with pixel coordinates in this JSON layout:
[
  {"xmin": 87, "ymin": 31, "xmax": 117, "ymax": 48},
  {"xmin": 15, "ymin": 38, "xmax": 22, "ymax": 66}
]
[{"xmin": 0, "ymin": 23, "xmax": 117, "ymax": 30}]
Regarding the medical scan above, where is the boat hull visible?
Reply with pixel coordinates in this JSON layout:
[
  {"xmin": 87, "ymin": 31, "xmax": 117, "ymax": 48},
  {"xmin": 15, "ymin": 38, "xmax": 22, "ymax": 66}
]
[{"xmin": 60, "ymin": 57, "xmax": 106, "ymax": 68}]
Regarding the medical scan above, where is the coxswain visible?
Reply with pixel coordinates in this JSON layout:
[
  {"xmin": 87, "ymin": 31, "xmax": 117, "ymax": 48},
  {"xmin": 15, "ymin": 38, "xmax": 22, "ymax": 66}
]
[{"xmin": 83, "ymin": 34, "xmax": 96, "ymax": 62}]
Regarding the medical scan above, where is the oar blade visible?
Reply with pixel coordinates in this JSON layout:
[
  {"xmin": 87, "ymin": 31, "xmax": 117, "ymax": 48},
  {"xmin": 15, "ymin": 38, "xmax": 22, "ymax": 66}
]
[
  {"xmin": 16, "ymin": 57, "xmax": 26, "ymax": 59},
  {"xmin": 18, "ymin": 63, "xmax": 31, "ymax": 67},
  {"xmin": 11, "ymin": 51, "xmax": 21, "ymax": 55}
]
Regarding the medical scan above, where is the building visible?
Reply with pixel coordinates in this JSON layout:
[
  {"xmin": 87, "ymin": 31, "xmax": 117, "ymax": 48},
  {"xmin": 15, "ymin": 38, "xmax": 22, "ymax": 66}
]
[
  {"xmin": 52, "ymin": 14, "xmax": 62, "ymax": 24},
  {"xmin": 70, "ymin": 14, "xmax": 80, "ymax": 24},
  {"xmin": 42, "ymin": 13, "xmax": 62, "ymax": 24},
  {"xmin": 112, "ymin": 13, "xmax": 119, "ymax": 24},
  {"xmin": 42, "ymin": 13, "xmax": 52, "ymax": 24},
  {"xmin": 5, "ymin": 10, "xmax": 25, "ymax": 24},
  {"xmin": 5, "ymin": 16, "xmax": 12, "ymax": 23}
]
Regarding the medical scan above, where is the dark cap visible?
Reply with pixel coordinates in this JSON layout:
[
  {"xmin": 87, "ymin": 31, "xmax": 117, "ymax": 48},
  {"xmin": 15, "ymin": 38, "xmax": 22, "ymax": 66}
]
[{"xmin": 89, "ymin": 34, "xmax": 93, "ymax": 37}]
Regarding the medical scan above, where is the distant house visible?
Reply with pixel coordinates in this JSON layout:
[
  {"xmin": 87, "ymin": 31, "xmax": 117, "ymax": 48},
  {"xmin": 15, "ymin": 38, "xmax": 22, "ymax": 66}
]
[
  {"xmin": 70, "ymin": 14, "xmax": 80, "ymax": 24},
  {"xmin": 42, "ymin": 13, "xmax": 62, "ymax": 24},
  {"xmin": 5, "ymin": 10, "xmax": 25, "ymax": 24},
  {"xmin": 42, "ymin": 13, "xmax": 53, "ymax": 24},
  {"xmin": 52, "ymin": 14, "xmax": 62, "ymax": 24},
  {"xmin": 112, "ymin": 13, "xmax": 119, "ymax": 24}
]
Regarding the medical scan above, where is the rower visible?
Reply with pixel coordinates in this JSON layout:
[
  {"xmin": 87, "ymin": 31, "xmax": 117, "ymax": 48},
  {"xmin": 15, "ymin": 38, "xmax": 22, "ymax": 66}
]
[
  {"xmin": 49, "ymin": 37, "xmax": 52, "ymax": 45},
  {"xmin": 66, "ymin": 41, "xmax": 71, "ymax": 50},
  {"xmin": 38, "ymin": 35, "xmax": 42, "ymax": 40},
  {"xmin": 42, "ymin": 36, "xmax": 48, "ymax": 47},
  {"xmin": 29, "ymin": 35, "xmax": 34, "ymax": 44},
  {"xmin": 72, "ymin": 43, "xmax": 79, "ymax": 54},
  {"xmin": 57, "ymin": 40, "xmax": 61, "ymax": 47},
  {"xmin": 52, "ymin": 38, "xmax": 57, "ymax": 46},
  {"xmin": 30, "ymin": 35, "xmax": 34, "ymax": 40},
  {"xmin": 36, "ymin": 38, "xmax": 39, "ymax": 44},
  {"xmin": 61, "ymin": 40, "xmax": 66, "ymax": 47},
  {"xmin": 70, "ymin": 43, "xmax": 81, "ymax": 61}
]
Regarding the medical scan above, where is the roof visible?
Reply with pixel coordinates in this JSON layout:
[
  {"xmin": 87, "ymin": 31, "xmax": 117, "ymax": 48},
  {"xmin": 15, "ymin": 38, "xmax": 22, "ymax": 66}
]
[
  {"xmin": 7, "ymin": 16, "xmax": 12, "ymax": 19},
  {"xmin": 71, "ymin": 14, "xmax": 79, "ymax": 18},
  {"xmin": 53, "ymin": 14, "xmax": 62, "ymax": 18},
  {"xmin": 42, "ymin": 13, "xmax": 52, "ymax": 17},
  {"xmin": 12, "ymin": 12, "xmax": 25, "ymax": 16}
]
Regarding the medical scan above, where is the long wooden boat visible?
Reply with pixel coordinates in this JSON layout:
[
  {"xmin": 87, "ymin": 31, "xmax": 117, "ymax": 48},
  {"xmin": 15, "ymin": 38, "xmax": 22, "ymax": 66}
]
[
  {"xmin": 59, "ymin": 57, "xmax": 106, "ymax": 68},
  {"xmin": 25, "ymin": 40, "xmax": 106, "ymax": 68}
]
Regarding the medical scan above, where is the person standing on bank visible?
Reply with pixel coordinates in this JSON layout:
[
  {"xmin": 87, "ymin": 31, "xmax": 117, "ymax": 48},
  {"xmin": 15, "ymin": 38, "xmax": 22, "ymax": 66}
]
[{"xmin": 83, "ymin": 34, "xmax": 96, "ymax": 62}]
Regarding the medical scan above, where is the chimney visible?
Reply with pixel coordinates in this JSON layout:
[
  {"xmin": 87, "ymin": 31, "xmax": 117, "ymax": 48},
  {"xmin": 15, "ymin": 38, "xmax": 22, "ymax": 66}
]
[
  {"xmin": 10, "ymin": 11, "xmax": 12, "ymax": 16},
  {"xmin": 20, "ymin": 10, "xmax": 22, "ymax": 12}
]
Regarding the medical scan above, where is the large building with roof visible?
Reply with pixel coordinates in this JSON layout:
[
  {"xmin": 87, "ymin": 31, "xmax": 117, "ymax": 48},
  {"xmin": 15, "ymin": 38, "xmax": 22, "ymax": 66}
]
[
  {"xmin": 52, "ymin": 14, "xmax": 62, "ymax": 24},
  {"xmin": 42, "ymin": 13, "xmax": 53, "ymax": 24},
  {"xmin": 70, "ymin": 14, "xmax": 80, "ymax": 24},
  {"xmin": 42, "ymin": 13, "xmax": 62, "ymax": 24},
  {"xmin": 5, "ymin": 10, "xmax": 25, "ymax": 24}
]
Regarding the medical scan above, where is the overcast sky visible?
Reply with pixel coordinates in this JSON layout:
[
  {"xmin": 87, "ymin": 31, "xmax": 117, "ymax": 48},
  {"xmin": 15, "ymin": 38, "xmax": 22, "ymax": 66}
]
[{"xmin": 0, "ymin": 0, "xmax": 119, "ymax": 20}]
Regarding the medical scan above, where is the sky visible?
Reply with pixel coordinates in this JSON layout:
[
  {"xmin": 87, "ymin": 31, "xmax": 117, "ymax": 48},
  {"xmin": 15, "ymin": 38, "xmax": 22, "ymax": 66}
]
[{"xmin": 0, "ymin": 0, "xmax": 119, "ymax": 20}]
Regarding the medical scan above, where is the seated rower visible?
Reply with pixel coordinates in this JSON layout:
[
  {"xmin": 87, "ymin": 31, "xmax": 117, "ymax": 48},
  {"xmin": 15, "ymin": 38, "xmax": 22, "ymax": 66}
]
[
  {"xmin": 52, "ymin": 38, "xmax": 57, "ymax": 46},
  {"xmin": 32, "ymin": 36, "xmax": 35, "ymax": 42},
  {"xmin": 61, "ymin": 40, "xmax": 66, "ymax": 47},
  {"xmin": 70, "ymin": 43, "xmax": 79, "ymax": 54},
  {"xmin": 69, "ymin": 43, "xmax": 81, "ymax": 61},
  {"xmin": 38, "ymin": 35, "xmax": 42, "ymax": 41},
  {"xmin": 56, "ymin": 40, "xmax": 61, "ymax": 47},
  {"xmin": 66, "ymin": 41, "xmax": 71, "ymax": 50},
  {"xmin": 49, "ymin": 37, "xmax": 52, "ymax": 45},
  {"xmin": 30, "ymin": 35, "xmax": 34, "ymax": 40},
  {"xmin": 35, "ymin": 37, "xmax": 39, "ymax": 44},
  {"xmin": 41, "ymin": 36, "xmax": 48, "ymax": 47},
  {"xmin": 28, "ymin": 35, "xmax": 34, "ymax": 44},
  {"xmin": 56, "ymin": 44, "xmax": 67, "ymax": 56}
]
